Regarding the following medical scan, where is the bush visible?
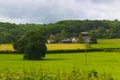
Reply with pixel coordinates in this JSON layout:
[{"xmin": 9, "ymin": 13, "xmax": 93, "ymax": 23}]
[{"xmin": 13, "ymin": 30, "xmax": 47, "ymax": 60}]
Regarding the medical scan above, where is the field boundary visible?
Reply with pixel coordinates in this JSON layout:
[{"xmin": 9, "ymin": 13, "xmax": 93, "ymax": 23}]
[
  {"xmin": 47, "ymin": 48, "xmax": 120, "ymax": 53},
  {"xmin": 0, "ymin": 48, "xmax": 120, "ymax": 54}
]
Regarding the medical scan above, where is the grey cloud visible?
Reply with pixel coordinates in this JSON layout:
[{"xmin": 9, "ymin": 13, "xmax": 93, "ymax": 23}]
[
  {"xmin": 91, "ymin": 0, "xmax": 114, "ymax": 3},
  {"xmin": 0, "ymin": 0, "xmax": 120, "ymax": 24},
  {"xmin": 0, "ymin": 0, "xmax": 86, "ymax": 23}
]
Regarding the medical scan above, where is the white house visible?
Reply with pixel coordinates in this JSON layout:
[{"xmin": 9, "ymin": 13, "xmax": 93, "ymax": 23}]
[{"xmin": 71, "ymin": 37, "xmax": 78, "ymax": 43}]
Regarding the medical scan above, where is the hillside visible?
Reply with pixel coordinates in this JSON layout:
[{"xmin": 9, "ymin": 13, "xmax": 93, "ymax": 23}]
[{"xmin": 0, "ymin": 20, "xmax": 120, "ymax": 43}]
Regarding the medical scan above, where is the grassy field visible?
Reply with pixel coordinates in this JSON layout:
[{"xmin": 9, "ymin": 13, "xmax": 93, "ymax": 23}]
[
  {"xmin": 0, "ymin": 52, "xmax": 120, "ymax": 79},
  {"xmin": 47, "ymin": 44, "xmax": 85, "ymax": 50},
  {"xmin": 1, "ymin": 39, "xmax": 120, "ymax": 51},
  {"xmin": 0, "ymin": 39, "xmax": 120, "ymax": 79},
  {"xmin": 92, "ymin": 39, "xmax": 120, "ymax": 49}
]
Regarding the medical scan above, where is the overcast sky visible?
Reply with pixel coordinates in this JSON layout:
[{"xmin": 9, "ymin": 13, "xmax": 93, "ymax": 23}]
[{"xmin": 0, "ymin": 0, "xmax": 120, "ymax": 24}]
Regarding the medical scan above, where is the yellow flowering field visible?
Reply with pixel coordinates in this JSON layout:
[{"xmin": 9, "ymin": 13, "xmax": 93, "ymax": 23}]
[
  {"xmin": 1, "ymin": 38, "xmax": 120, "ymax": 51},
  {"xmin": 0, "ymin": 44, "xmax": 85, "ymax": 51},
  {"xmin": 0, "ymin": 44, "xmax": 14, "ymax": 51},
  {"xmin": 47, "ymin": 44, "xmax": 85, "ymax": 50}
]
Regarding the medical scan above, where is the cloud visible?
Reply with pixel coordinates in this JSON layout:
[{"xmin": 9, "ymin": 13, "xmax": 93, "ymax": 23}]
[
  {"xmin": 0, "ymin": 0, "xmax": 120, "ymax": 24},
  {"xmin": 86, "ymin": 0, "xmax": 120, "ymax": 20},
  {"xmin": 91, "ymin": 0, "xmax": 114, "ymax": 3}
]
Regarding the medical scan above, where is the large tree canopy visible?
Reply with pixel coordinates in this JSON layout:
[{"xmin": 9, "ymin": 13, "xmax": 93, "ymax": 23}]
[{"xmin": 13, "ymin": 30, "xmax": 47, "ymax": 60}]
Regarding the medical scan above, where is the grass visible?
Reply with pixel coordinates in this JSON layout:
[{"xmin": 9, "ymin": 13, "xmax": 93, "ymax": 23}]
[
  {"xmin": 91, "ymin": 39, "xmax": 120, "ymax": 49},
  {"xmin": 47, "ymin": 39, "xmax": 120, "ymax": 50},
  {"xmin": 0, "ymin": 38, "xmax": 120, "ymax": 79},
  {"xmin": 0, "ymin": 52, "xmax": 120, "ymax": 79},
  {"xmin": 1, "ymin": 39, "xmax": 120, "ymax": 51}
]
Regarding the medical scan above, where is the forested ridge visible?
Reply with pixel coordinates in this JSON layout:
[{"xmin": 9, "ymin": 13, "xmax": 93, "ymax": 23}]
[{"xmin": 0, "ymin": 19, "xmax": 120, "ymax": 43}]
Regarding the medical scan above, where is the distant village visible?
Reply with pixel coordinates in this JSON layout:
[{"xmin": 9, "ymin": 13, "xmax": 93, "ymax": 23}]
[{"xmin": 47, "ymin": 32, "xmax": 94, "ymax": 44}]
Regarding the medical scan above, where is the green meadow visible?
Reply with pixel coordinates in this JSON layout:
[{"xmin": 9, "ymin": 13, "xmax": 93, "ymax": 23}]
[
  {"xmin": 92, "ymin": 39, "xmax": 120, "ymax": 49},
  {"xmin": 0, "ymin": 52, "xmax": 120, "ymax": 79},
  {"xmin": 0, "ymin": 39, "xmax": 120, "ymax": 79}
]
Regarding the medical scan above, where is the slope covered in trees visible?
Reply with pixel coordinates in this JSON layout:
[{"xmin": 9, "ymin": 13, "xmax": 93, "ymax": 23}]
[{"xmin": 0, "ymin": 19, "xmax": 120, "ymax": 43}]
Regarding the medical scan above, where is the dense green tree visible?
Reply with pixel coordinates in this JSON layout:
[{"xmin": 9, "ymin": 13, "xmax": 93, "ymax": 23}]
[
  {"xmin": 13, "ymin": 30, "xmax": 47, "ymax": 60},
  {"xmin": 78, "ymin": 33, "xmax": 84, "ymax": 43},
  {"xmin": 61, "ymin": 29, "xmax": 68, "ymax": 38},
  {"xmin": 54, "ymin": 33, "xmax": 64, "ymax": 43},
  {"xmin": 97, "ymin": 26, "xmax": 106, "ymax": 38},
  {"xmin": 89, "ymin": 30, "xmax": 97, "ymax": 44}
]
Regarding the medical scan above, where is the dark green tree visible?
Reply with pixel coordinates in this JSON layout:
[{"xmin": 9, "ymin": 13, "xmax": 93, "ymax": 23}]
[
  {"xmin": 61, "ymin": 29, "xmax": 68, "ymax": 39},
  {"xmin": 89, "ymin": 30, "xmax": 97, "ymax": 44},
  {"xmin": 13, "ymin": 30, "xmax": 47, "ymax": 60},
  {"xmin": 78, "ymin": 33, "xmax": 84, "ymax": 43},
  {"xmin": 97, "ymin": 26, "xmax": 106, "ymax": 38},
  {"xmin": 54, "ymin": 33, "xmax": 64, "ymax": 43}
]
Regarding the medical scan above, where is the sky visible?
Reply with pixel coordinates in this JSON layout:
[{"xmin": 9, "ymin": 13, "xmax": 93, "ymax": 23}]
[{"xmin": 0, "ymin": 0, "xmax": 120, "ymax": 24}]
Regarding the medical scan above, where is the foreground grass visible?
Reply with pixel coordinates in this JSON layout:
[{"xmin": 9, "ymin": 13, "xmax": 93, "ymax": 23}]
[
  {"xmin": 0, "ymin": 67, "xmax": 113, "ymax": 80},
  {"xmin": 0, "ymin": 52, "xmax": 120, "ymax": 79}
]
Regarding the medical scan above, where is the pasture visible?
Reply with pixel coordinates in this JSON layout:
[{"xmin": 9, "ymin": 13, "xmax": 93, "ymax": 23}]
[
  {"xmin": 0, "ymin": 38, "xmax": 120, "ymax": 79},
  {"xmin": 0, "ymin": 52, "xmax": 120, "ymax": 79}
]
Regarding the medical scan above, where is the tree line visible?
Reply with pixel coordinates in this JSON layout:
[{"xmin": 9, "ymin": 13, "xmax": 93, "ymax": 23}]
[{"xmin": 0, "ymin": 19, "xmax": 120, "ymax": 44}]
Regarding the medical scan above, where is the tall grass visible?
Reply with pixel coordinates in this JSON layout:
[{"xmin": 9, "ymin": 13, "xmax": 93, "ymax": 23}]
[{"xmin": 0, "ymin": 67, "xmax": 113, "ymax": 80}]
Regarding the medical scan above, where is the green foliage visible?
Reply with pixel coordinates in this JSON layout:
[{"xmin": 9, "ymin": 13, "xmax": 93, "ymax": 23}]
[
  {"xmin": 49, "ymin": 34, "xmax": 55, "ymax": 40},
  {"xmin": 78, "ymin": 33, "xmax": 85, "ymax": 43},
  {"xmin": 61, "ymin": 29, "xmax": 68, "ymax": 38},
  {"xmin": 1, "ymin": 20, "xmax": 120, "ymax": 44},
  {"xmin": 13, "ymin": 30, "xmax": 47, "ymax": 60},
  {"xmin": 54, "ymin": 33, "xmax": 64, "ymax": 43},
  {"xmin": 97, "ymin": 26, "xmax": 107, "ymax": 38},
  {"xmin": 89, "ymin": 30, "xmax": 98, "ymax": 44}
]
